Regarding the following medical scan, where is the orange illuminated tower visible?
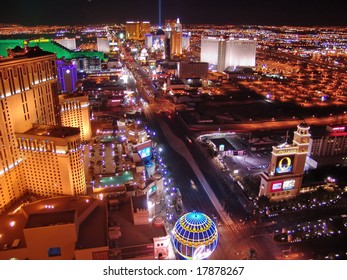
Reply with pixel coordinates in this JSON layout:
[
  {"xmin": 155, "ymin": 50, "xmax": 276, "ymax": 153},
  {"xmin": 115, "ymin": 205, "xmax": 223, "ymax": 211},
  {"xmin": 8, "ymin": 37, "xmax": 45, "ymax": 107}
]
[
  {"xmin": 59, "ymin": 94, "xmax": 91, "ymax": 142},
  {"xmin": 125, "ymin": 21, "xmax": 151, "ymax": 40},
  {"xmin": 259, "ymin": 123, "xmax": 310, "ymax": 200},
  {"xmin": 164, "ymin": 18, "xmax": 183, "ymax": 58},
  {"xmin": 170, "ymin": 18, "xmax": 183, "ymax": 56}
]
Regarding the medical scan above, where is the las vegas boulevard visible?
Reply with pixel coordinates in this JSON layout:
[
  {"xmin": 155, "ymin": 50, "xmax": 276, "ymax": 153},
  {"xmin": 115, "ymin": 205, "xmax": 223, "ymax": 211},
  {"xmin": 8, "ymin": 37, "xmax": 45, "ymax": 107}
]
[{"xmin": 0, "ymin": 0, "xmax": 347, "ymax": 261}]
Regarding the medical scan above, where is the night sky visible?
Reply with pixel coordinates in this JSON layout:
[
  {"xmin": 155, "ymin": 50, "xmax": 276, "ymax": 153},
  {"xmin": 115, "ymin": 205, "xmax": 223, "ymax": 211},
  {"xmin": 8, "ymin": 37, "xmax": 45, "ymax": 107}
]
[{"xmin": 2, "ymin": 0, "xmax": 347, "ymax": 26}]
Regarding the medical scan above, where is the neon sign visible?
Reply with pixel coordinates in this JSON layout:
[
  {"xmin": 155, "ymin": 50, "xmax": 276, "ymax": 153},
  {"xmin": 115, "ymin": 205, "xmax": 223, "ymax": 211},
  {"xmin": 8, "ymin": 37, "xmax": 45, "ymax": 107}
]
[
  {"xmin": 283, "ymin": 179, "xmax": 295, "ymax": 190},
  {"xmin": 193, "ymin": 245, "xmax": 212, "ymax": 260},
  {"xmin": 172, "ymin": 211, "xmax": 219, "ymax": 260},
  {"xmin": 275, "ymin": 155, "xmax": 294, "ymax": 174},
  {"xmin": 271, "ymin": 181, "xmax": 283, "ymax": 192}
]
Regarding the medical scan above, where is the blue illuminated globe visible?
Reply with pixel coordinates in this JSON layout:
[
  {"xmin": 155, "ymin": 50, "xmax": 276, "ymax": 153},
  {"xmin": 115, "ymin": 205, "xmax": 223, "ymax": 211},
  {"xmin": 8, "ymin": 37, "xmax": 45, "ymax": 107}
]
[{"xmin": 172, "ymin": 211, "xmax": 219, "ymax": 260}]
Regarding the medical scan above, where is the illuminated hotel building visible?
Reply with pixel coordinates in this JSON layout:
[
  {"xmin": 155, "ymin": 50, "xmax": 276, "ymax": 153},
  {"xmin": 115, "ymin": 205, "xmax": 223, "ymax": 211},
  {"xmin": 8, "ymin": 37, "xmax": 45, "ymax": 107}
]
[
  {"xmin": 170, "ymin": 18, "xmax": 183, "ymax": 56},
  {"xmin": 200, "ymin": 36, "xmax": 256, "ymax": 72},
  {"xmin": 96, "ymin": 38, "xmax": 110, "ymax": 53},
  {"xmin": 259, "ymin": 123, "xmax": 310, "ymax": 200},
  {"xmin": 0, "ymin": 48, "xmax": 85, "ymax": 214},
  {"xmin": 200, "ymin": 36, "xmax": 227, "ymax": 72},
  {"xmin": 306, "ymin": 124, "xmax": 347, "ymax": 168},
  {"xmin": 164, "ymin": 19, "xmax": 183, "ymax": 57},
  {"xmin": 56, "ymin": 60, "xmax": 78, "ymax": 93},
  {"xmin": 225, "ymin": 39, "xmax": 256, "ymax": 69},
  {"xmin": 125, "ymin": 21, "xmax": 151, "ymax": 40},
  {"xmin": 16, "ymin": 125, "xmax": 86, "ymax": 197},
  {"xmin": 308, "ymin": 124, "xmax": 347, "ymax": 157},
  {"xmin": 59, "ymin": 94, "xmax": 92, "ymax": 142}
]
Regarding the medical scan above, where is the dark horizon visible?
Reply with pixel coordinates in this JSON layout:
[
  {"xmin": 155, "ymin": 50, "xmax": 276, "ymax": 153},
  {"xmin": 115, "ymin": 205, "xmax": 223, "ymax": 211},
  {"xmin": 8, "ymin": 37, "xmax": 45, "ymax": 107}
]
[{"xmin": 2, "ymin": 0, "xmax": 347, "ymax": 27}]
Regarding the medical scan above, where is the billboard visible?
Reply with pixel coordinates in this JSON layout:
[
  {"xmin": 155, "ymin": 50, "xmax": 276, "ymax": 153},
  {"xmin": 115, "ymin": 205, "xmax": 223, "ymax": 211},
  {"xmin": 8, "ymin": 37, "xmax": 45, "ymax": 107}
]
[
  {"xmin": 275, "ymin": 155, "xmax": 294, "ymax": 175},
  {"xmin": 270, "ymin": 181, "xmax": 283, "ymax": 192},
  {"xmin": 283, "ymin": 179, "xmax": 295, "ymax": 190},
  {"xmin": 138, "ymin": 147, "xmax": 151, "ymax": 159},
  {"xmin": 134, "ymin": 140, "xmax": 152, "ymax": 152},
  {"xmin": 149, "ymin": 60, "xmax": 156, "ymax": 70}
]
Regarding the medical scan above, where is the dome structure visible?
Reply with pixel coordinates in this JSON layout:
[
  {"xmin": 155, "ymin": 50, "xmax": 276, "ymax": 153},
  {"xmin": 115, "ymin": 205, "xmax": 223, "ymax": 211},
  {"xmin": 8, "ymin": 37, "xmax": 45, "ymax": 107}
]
[
  {"xmin": 156, "ymin": 29, "xmax": 166, "ymax": 35},
  {"xmin": 298, "ymin": 122, "xmax": 309, "ymax": 129},
  {"xmin": 172, "ymin": 211, "xmax": 219, "ymax": 260}
]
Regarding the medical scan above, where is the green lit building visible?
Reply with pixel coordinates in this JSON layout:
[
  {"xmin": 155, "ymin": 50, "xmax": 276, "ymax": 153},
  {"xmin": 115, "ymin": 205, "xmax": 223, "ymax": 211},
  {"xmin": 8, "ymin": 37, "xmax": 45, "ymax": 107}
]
[{"xmin": 0, "ymin": 38, "xmax": 104, "ymax": 60}]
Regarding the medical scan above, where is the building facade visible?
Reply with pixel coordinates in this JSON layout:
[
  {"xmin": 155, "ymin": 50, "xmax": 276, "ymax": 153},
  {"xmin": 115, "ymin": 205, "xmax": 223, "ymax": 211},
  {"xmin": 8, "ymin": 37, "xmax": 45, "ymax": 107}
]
[
  {"xmin": 200, "ymin": 36, "xmax": 256, "ymax": 72},
  {"xmin": 16, "ymin": 125, "xmax": 86, "ymax": 197},
  {"xmin": 164, "ymin": 19, "xmax": 184, "ymax": 58},
  {"xmin": 308, "ymin": 124, "xmax": 347, "ymax": 157},
  {"xmin": 59, "ymin": 94, "xmax": 92, "ymax": 142},
  {"xmin": 56, "ymin": 60, "xmax": 78, "ymax": 93},
  {"xmin": 0, "ymin": 50, "xmax": 60, "ymax": 213},
  {"xmin": 259, "ymin": 123, "xmax": 310, "ymax": 200},
  {"xmin": 225, "ymin": 39, "xmax": 256, "ymax": 69},
  {"xmin": 170, "ymin": 18, "xmax": 183, "ymax": 56},
  {"xmin": 125, "ymin": 21, "xmax": 151, "ymax": 40},
  {"xmin": 200, "ymin": 36, "xmax": 226, "ymax": 72},
  {"xmin": 0, "ymin": 49, "xmax": 85, "ymax": 214},
  {"xmin": 96, "ymin": 38, "xmax": 110, "ymax": 53},
  {"xmin": 177, "ymin": 61, "xmax": 208, "ymax": 79}
]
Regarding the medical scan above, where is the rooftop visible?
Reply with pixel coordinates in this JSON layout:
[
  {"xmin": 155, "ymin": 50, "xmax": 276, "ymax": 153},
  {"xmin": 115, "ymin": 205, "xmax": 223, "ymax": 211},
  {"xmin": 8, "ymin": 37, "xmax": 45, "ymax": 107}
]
[
  {"xmin": 77, "ymin": 201, "xmax": 108, "ymax": 249},
  {"xmin": 59, "ymin": 92, "xmax": 87, "ymax": 100},
  {"xmin": 132, "ymin": 196, "xmax": 147, "ymax": 211},
  {"xmin": 25, "ymin": 210, "xmax": 75, "ymax": 229},
  {"xmin": 21, "ymin": 125, "xmax": 80, "ymax": 138},
  {"xmin": 210, "ymin": 138, "xmax": 236, "ymax": 151},
  {"xmin": 108, "ymin": 198, "xmax": 166, "ymax": 249},
  {"xmin": 310, "ymin": 124, "xmax": 347, "ymax": 138},
  {"xmin": 0, "ymin": 196, "xmax": 101, "ymax": 253},
  {"xmin": 0, "ymin": 45, "xmax": 55, "ymax": 62}
]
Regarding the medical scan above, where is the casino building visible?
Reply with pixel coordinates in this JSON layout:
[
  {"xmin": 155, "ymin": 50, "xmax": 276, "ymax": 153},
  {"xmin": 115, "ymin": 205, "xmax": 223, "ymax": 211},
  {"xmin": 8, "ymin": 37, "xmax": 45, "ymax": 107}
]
[
  {"xmin": 125, "ymin": 21, "xmax": 151, "ymax": 40},
  {"xmin": 200, "ymin": 36, "xmax": 256, "ymax": 72},
  {"xmin": 172, "ymin": 211, "xmax": 218, "ymax": 260},
  {"xmin": 259, "ymin": 123, "xmax": 310, "ymax": 200},
  {"xmin": 59, "ymin": 93, "xmax": 92, "ymax": 142},
  {"xmin": 0, "ymin": 47, "xmax": 86, "ymax": 214}
]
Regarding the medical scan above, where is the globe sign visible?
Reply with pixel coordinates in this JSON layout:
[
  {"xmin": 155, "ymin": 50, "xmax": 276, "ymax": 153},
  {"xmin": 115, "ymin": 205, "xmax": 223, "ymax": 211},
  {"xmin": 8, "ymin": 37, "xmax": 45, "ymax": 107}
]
[{"xmin": 172, "ymin": 211, "xmax": 219, "ymax": 260}]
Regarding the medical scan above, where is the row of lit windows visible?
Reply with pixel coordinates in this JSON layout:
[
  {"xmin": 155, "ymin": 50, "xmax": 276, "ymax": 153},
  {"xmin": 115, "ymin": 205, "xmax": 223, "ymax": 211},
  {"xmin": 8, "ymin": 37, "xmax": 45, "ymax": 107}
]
[
  {"xmin": 271, "ymin": 190, "xmax": 293, "ymax": 196},
  {"xmin": 0, "ymin": 58, "xmax": 56, "ymax": 98},
  {"xmin": 61, "ymin": 101, "xmax": 81, "ymax": 111}
]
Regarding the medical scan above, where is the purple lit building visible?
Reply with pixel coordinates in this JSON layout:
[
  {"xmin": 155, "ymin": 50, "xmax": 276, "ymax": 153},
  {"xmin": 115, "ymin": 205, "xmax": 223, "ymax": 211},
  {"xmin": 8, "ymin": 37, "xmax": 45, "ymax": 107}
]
[{"xmin": 57, "ymin": 60, "xmax": 78, "ymax": 93}]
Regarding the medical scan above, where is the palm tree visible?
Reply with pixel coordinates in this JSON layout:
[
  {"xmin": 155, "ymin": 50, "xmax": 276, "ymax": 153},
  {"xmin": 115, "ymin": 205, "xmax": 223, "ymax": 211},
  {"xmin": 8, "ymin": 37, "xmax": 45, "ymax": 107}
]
[{"xmin": 96, "ymin": 160, "xmax": 102, "ymax": 174}]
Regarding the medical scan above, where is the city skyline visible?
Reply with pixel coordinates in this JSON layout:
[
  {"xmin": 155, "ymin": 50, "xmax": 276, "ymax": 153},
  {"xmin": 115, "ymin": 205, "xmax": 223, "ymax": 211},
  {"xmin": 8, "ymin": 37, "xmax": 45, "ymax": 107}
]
[
  {"xmin": 1, "ymin": 0, "xmax": 347, "ymax": 26},
  {"xmin": 1, "ymin": 0, "xmax": 347, "ymax": 262}
]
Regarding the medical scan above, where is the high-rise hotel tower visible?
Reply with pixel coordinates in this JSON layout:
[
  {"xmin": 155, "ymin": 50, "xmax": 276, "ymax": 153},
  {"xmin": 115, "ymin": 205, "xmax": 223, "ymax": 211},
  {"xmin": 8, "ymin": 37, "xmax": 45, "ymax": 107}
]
[
  {"xmin": 0, "ymin": 48, "xmax": 86, "ymax": 214},
  {"xmin": 200, "ymin": 36, "xmax": 256, "ymax": 72},
  {"xmin": 59, "ymin": 94, "xmax": 92, "ymax": 142},
  {"xmin": 165, "ymin": 18, "xmax": 183, "ymax": 58}
]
